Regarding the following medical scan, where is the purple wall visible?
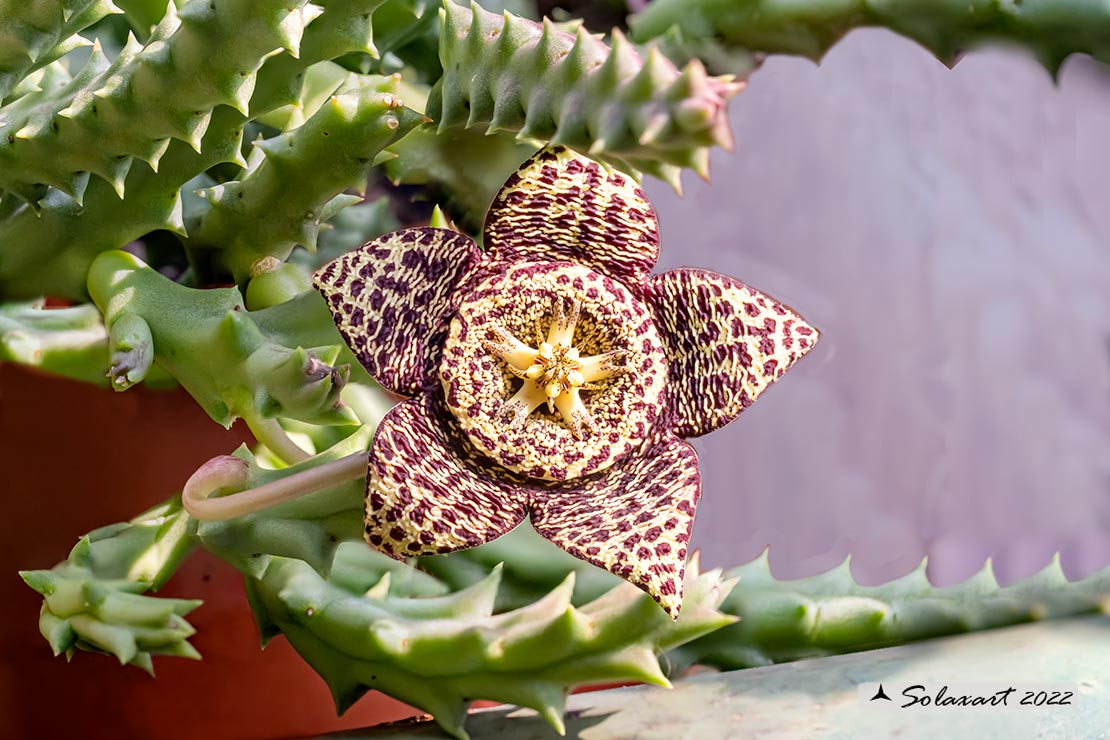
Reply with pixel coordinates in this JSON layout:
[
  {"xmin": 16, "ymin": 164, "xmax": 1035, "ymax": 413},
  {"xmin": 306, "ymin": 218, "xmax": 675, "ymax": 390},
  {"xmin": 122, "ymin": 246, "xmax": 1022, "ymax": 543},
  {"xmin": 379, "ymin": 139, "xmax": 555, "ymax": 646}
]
[{"xmin": 648, "ymin": 30, "xmax": 1110, "ymax": 586}]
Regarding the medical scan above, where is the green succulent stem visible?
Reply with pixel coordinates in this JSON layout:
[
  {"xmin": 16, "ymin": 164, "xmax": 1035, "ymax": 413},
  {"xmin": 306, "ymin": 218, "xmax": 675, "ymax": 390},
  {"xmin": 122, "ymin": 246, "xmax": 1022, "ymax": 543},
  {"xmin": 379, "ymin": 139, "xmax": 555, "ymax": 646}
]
[
  {"xmin": 426, "ymin": 1, "xmax": 743, "ymax": 189},
  {"xmin": 87, "ymin": 249, "xmax": 362, "ymax": 428},
  {"xmin": 0, "ymin": 0, "xmax": 396, "ymax": 300},
  {"xmin": 0, "ymin": 103, "xmax": 249, "ymax": 300},
  {"xmin": 186, "ymin": 80, "xmax": 426, "ymax": 283},
  {"xmin": 179, "ymin": 436, "xmax": 735, "ymax": 740},
  {"xmin": 426, "ymin": 527, "xmax": 1110, "ymax": 676},
  {"xmin": 0, "ymin": 298, "xmax": 174, "ymax": 387},
  {"xmin": 0, "ymin": 0, "xmax": 120, "ymax": 103},
  {"xmin": 629, "ymin": 0, "xmax": 1110, "ymax": 76},
  {"xmin": 19, "ymin": 497, "xmax": 202, "ymax": 673},
  {"xmin": 238, "ymin": 545, "xmax": 734, "ymax": 740},
  {"xmin": 0, "ymin": 0, "xmax": 313, "ymax": 203},
  {"xmin": 242, "ymin": 414, "xmax": 314, "ymax": 465},
  {"xmin": 670, "ymin": 552, "xmax": 1110, "ymax": 673},
  {"xmin": 0, "ymin": 300, "xmax": 109, "ymax": 385},
  {"xmin": 195, "ymin": 426, "xmax": 374, "ymax": 576}
]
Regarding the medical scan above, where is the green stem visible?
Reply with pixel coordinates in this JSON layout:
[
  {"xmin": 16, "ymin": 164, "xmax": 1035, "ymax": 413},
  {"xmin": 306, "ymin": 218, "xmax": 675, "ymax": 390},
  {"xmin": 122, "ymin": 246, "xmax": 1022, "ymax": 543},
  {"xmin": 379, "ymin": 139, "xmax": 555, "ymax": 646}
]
[
  {"xmin": 426, "ymin": 1, "xmax": 742, "ymax": 188},
  {"xmin": 629, "ymin": 0, "xmax": 1110, "ymax": 75},
  {"xmin": 20, "ymin": 497, "xmax": 202, "ymax": 672}
]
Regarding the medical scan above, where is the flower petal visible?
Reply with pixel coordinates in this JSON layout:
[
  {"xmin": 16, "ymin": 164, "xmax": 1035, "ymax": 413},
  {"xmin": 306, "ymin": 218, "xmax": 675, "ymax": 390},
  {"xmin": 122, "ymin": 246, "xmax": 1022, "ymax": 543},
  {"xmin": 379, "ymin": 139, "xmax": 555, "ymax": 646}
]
[
  {"xmin": 530, "ymin": 435, "xmax": 700, "ymax": 619},
  {"xmin": 485, "ymin": 148, "xmax": 660, "ymax": 286},
  {"xmin": 313, "ymin": 228, "xmax": 483, "ymax": 396},
  {"xmin": 647, "ymin": 268, "xmax": 819, "ymax": 438},
  {"xmin": 366, "ymin": 395, "xmax": 529, "ymax": 558}
]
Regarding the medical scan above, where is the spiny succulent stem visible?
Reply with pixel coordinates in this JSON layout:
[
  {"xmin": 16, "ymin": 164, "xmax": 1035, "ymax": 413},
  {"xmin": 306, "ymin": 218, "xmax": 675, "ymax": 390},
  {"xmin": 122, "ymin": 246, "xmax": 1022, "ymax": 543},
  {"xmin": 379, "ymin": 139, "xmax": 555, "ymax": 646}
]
[
  {"xmin": 242, "ymin": 413, "xmax": 312, "ymax": 465},
  {"xmin": 182, "ymin": 451, "xmax": 366, "ymax": 522}
]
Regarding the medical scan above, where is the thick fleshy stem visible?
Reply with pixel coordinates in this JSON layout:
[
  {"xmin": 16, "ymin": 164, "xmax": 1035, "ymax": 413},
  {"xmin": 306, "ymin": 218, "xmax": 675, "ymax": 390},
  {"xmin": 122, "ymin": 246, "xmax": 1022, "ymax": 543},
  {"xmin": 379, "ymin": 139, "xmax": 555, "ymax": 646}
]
[
  {"xmin": 0, "ymin": 0, "xmax": 392, "ymax": 299},
  {"xmin": 629, "ymin": 0, "xmax": 1110, "ymax": 77},
  {"xmin": 182, "ymin": 451, "xmax": 366, "ymax": 522},
  {"xmin": 88, "ymin": 250, "xmax": 358, "ymax": 429},
  {"xmin": 19, "ymin": 497, "xmax": 202, "ymax": 673},
  {"xmin": 0, "ymin": 0, "xmax": 120, "ymax": 103},
  {"xmin": 427, "ymin": 1, "xmax": 743, "ymax": 188}
]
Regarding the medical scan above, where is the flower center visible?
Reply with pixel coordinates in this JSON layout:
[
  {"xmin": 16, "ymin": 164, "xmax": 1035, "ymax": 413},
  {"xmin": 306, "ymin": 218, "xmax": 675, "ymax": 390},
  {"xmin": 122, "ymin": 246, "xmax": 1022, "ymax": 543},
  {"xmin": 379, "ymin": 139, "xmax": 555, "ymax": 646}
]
[
  {"xmin": 485, "ymin": 298, "xmax": 626, "ymax": 439},
  {"xmin": 439, "ymin": 262, "xmax": 667, "ymax": 481}
]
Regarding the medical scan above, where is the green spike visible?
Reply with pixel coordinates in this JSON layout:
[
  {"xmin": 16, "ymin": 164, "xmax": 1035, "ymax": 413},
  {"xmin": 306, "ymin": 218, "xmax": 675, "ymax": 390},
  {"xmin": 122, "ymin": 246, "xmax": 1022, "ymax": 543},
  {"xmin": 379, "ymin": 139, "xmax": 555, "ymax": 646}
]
[
  {"xmin": 20, "ymin": 570, "xmax": 57, "ymax": 597},
  {"xmin": 68, "ymin": 615, "xmax": 139, "ymax": 664},
  {"xmin": 364, "ymin": 572, "xmax": 392, "ymax": 600},
  {"xmin": 162, "ymin": 189, "xmax": 187, "ymax": 235},
  {"xmin": 39, "ymin": 608, "xmax": 76, "ymax": 656},
  {"xmin": 130, "ymin": 651, "xmax": 156, "ymax": 676},
  {"xmin": 427, "ymin": 204, "xmax": 456, "ymax": 230}
]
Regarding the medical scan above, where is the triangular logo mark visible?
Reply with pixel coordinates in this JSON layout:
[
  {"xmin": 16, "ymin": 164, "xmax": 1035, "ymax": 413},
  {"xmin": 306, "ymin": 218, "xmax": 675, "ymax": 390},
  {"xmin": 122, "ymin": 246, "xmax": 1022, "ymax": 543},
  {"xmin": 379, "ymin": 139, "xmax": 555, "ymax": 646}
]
[{"xmin": 870, "ymin": 684, "xmax": 892, "ymax": 702}]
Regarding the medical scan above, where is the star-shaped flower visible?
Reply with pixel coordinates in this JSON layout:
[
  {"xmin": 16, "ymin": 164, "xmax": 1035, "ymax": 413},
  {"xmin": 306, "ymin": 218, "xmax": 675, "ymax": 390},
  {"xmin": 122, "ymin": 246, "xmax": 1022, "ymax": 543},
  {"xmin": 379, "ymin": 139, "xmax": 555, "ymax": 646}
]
[{"xmin": 314, "ymin": 148, "xmax": 818, "ymax": 617}]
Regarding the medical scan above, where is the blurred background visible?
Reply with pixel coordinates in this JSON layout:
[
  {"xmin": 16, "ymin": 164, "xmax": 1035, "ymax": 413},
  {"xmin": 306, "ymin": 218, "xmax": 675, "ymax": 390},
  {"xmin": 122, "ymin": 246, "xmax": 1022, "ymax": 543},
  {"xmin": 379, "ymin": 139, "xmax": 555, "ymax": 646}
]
[{"xmin": 653, "ymin": 30, "xmax": 1110, "ymax": 587}]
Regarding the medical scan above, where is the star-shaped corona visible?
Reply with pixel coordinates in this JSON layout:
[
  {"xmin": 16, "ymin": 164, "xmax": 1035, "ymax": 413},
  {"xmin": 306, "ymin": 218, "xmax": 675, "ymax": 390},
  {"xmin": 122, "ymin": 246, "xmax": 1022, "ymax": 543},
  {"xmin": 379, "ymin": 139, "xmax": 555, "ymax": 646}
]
[
  {"xmin": 487, "ymin": 298, "xmax": 627, "ymax": 438},
  {"xmin": 313, "ymin": 147, "xmax": 820, "ymax": 618},
  {"xmin": 440, "ymin": 261, "xmax": 667, "ymax": 481}
]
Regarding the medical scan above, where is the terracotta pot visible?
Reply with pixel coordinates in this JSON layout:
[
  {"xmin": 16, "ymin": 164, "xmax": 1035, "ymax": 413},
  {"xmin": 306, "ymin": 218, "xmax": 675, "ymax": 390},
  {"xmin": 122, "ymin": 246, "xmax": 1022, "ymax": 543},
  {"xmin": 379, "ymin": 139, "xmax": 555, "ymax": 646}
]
[{"xmin": 0, "ymin": 364, "xmax": 419, "ymax": 739}]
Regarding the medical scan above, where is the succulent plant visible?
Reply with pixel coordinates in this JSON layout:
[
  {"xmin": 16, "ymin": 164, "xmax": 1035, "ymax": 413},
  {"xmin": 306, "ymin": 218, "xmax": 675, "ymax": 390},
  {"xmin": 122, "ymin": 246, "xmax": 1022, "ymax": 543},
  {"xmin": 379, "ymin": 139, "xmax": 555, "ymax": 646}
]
[
  {"xmin": 20, "ymin": 498, "xmax": 201, "ymax": 674},
  {"xmin": 429, "ymin": 1, "xmax": 743, "ymax": 188},
  {"xmin": 8, "ymin": 1, "xmax": 1110, "ymax": 738},
  {"xmin": 426, "ymin": 527, "xmax": 1110, "ymax": 676}
]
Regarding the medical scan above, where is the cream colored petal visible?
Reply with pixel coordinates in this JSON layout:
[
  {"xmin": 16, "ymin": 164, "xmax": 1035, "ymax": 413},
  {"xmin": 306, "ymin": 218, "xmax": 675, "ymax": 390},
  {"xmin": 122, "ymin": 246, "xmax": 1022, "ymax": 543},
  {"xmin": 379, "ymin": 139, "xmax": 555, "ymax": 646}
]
[
  {"xmin": 578, "ymin": 350, "xmax": 626, "ymax": 383},
  {"xmin": 546, "ymin": 298, "xmax": 580, "ymax": 347},
  {"xmin": 313, "ymin": 227, "xmax": 481, "ymax": 396},
  {"xmin": 485, "ymin": 148, "xmax": 661, "ymax": 286},
  {"xmin": 485, "ymin": 323, "xmax": 539, "ymax": 371},
  {"xmin": 553, "ymin": 387, "xmax": 595, "ymax": 439},
  {"xmin": 366, "ymin": 397, "xmax": 529, "ymax": 558},
  {"xmin": 647, "ymin": 268, "xmax": 819, "ymax": 438},
  {"xmin": 503, "ymin": 381, "xmax": 548, "ymax": 425}
]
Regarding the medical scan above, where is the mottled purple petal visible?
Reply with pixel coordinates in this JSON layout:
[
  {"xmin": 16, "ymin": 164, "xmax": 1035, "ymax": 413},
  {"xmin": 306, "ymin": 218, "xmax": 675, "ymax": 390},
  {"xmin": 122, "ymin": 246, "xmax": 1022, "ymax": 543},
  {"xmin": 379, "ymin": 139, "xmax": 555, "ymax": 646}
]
[
  {"xmin": 647, "ymin": 268, "xmax": 819, "ymax": 438},
  {"xmin": 485, "ymin": 148, "xmax": 660, "ymax": 286},
  {"xmin": 366, "ymin": 395, "xmax": 529, "ymax": 558},
  {"xmin": 313, "ymin": 228, "xmax": 483, "ymax": 396},
  {"xmin": 530, "ymin": 434, "xmax": 700, "ymax": 618}
]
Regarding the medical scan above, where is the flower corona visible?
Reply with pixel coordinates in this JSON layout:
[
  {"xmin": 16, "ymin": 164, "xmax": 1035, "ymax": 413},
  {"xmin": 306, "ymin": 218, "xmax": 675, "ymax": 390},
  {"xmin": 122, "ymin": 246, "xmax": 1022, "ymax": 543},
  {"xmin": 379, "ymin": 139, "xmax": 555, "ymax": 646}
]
[{"xmin": 314, "ymin": 147, "xmax": 819, "ymax": 617}]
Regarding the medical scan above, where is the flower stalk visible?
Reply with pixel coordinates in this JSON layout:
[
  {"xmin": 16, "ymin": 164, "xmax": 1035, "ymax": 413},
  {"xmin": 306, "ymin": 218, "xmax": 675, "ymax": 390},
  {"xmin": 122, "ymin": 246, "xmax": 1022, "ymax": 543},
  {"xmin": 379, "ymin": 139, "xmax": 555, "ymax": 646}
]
[{"xmin": 183, "ymin": 450, "xmax": 367, "ymax": 522}]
